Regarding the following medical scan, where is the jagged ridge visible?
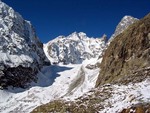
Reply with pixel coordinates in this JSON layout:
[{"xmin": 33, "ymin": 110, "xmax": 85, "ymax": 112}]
[
  {"xmin": 44, "ymin": 32, "xmax": 106, "ymax": 64},
  {"xmin": 108, "ymin": 15, "xmax": 138, "ymax": 44}
]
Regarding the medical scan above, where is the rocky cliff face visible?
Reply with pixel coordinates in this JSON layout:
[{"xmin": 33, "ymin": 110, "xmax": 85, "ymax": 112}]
[
  {"xmin": 0, "ymin": 1, "xmax": 49, "ymax": 88},
  {"xmin": 96, "ymin": 13, "xmax": 150, "ymax": 87},
  {"xmin": 44, "ymin": 32, "xmax": 106, "ymax": 64},
  {"xmin": 108, "ymin": 16, "xmax": 138, "ymax": 44}
]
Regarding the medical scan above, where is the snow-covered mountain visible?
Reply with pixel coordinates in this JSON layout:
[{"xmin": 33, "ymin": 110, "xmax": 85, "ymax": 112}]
[
  {"xmin": 0, "ymin": 1, "xmax": 49, "ymax": 88},
  {"xmin": 108, "ymin": 16, "xmax": 138, "ymax": 44},
  {"xmin": 0, "ymin": 1, "xmax": 149, "ymax": 113},
  {"xmin": 0, "ymin": 1, "xmax": 103, "ymax": 112},
  {"xmin": 44, "ymin": 32, "xmax": 107, "ymax": 64}
]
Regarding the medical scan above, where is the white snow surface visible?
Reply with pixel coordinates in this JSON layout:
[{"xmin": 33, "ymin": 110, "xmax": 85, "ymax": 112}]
[
  {"xmin": 0, "ymin": 58, "xmax": 101, "ymax": 113},
  {"xmin": 100, "ymin": 79, "xmax": 150, "ymax": 113},
  {"xmin": 44, "ymin": 32, "xmax": 106, "ymax": 64}
]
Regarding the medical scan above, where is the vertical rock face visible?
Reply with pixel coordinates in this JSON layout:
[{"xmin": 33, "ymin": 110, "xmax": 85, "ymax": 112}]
[
  {"xmin": 108, "ymin": 16, "xmax": 139, "ymax": 44},
  {"xmin": 44, "ymin": 32, "xmax": 107, "ymax": 64},
  {"xmin": 0, "ymin": 1, "xmax": 49, "ymax": 88},
  {"xmin": 96, "ymin": 13, "xmax": 150, "ymax": 87}
]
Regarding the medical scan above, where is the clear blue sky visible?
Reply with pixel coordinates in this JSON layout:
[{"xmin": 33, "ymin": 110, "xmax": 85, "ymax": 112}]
[{"xmin": 2, "ymin": 0, "xmax": 150, "ymax": 43}]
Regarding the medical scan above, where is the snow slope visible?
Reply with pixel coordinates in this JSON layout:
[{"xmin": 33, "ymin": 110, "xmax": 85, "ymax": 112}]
[
  {"xmin": 100, "ymin": 79, "xmax": 150, "ymax": 113},
  {"xmin": 63, "ymin": 76, "xmax": 150, "ymax": 113},
  {"xmin": 0, "ymin": 58, "xmax": 100, "ymax": 113}
]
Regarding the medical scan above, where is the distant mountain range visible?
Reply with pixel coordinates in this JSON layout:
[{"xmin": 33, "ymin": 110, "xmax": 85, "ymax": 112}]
[{"xmin": 44, "ymin": 32, "xmax": 106, "ymax": 64}]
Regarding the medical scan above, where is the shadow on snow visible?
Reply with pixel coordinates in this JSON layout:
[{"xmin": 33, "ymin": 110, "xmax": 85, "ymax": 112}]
[{"xmin": 5, "ymin": 65, "xmax": 73, "ymax": 93}]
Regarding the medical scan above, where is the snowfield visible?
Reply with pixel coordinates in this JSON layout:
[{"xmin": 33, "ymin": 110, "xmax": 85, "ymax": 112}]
[{"xmin": 0, "ymin": 58, "xmax": 100, "ymax": 113}]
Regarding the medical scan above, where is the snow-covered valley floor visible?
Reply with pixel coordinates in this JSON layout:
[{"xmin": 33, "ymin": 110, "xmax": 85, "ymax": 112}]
[{"xmin": 0, "ymin": 58, "xmax": 100, "ymax": 113}]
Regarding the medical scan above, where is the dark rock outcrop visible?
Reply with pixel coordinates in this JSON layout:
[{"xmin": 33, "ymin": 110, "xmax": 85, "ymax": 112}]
[
  {"xmin": 0, "ymin": 65, "xmax": 37, "ymax": 88},
  {"xmin": 120, "ymin": 103, "xmax": 150, "ymax": 113},
  {"xmin": 96, "ymin": 13, "xmax": 150, "ymax": 87}
]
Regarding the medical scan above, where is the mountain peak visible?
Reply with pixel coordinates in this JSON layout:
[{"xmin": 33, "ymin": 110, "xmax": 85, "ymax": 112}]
[
  {"xmin": 67, "ymin": 32, "xmax": 88, "ymax": 41},
  {"xmin": 68, "ymin": 32, "xmax": 80, "ymax": 40},
  {"xmin": 122, "ymin": 15, "xmax": 137, "ymax": 20},
  {"xmin": 108, "ymin": 15, "xmax": 139, "ymax": 44},
  {"xmin": 44, "ymin": 32, "xmax": 106, "ymax": 64},
  {"xmin": 78, "ymin": 32, "xmax": 87, "ymax": 36}
]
